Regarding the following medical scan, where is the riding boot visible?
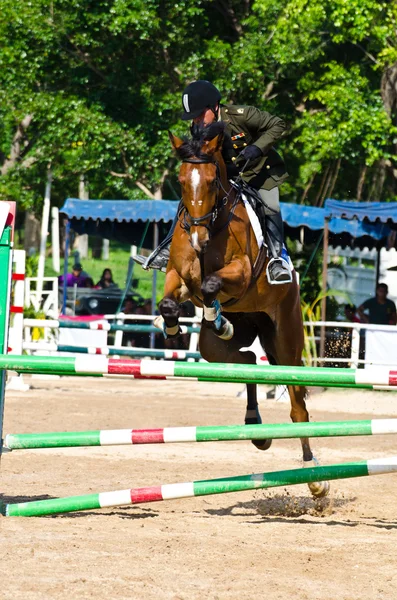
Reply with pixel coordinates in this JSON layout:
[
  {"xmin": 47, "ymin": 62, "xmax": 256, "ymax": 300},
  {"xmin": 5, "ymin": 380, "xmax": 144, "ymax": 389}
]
[
  {"xmin": 133, "ymin": 201, "xmax": 182, "ymax": 272},
  {"xmin": 265, "ymin": 212, "xmax": 293, "ymax": 284},
  {"xmin": 255, "ymin": 205, "xmax": 292, "ymax": 285}
]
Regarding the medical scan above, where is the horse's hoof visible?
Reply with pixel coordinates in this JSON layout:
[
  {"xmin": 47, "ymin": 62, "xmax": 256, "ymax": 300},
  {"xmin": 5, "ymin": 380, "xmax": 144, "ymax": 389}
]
[
  {"xmin": 217, "ymin": 317, "xmax": 234, "ymax": 340},
  {"xmin": 304, "ymin": 458, "xmax": 330, "ymax": 498},
  {"xmin": 308, "ymin": 480, "xmax": 330, "ymax": 498},
  {"xmin": 245, "ymin": 410, "xmax": 268, "ymax": 449},
  {"xmin": 251, "ymin": 439, "xmax": 273, "ymax": 451}
]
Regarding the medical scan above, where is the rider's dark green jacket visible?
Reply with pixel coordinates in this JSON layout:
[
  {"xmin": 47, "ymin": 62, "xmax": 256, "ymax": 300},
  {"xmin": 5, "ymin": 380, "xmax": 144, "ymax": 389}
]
[{"xmin": 220, "ymin": 104, "xmax": 288, "ymax": 191}]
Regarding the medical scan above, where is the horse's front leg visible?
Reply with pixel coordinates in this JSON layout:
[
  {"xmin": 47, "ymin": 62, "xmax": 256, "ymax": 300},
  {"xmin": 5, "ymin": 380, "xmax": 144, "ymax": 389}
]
[
  {"xmin": 201, "ymin": 259, "xmax": 248, "ymax": 341},
  {"xmin": 157, "ymin": 269, "xmax": 186, "ymax": 340}
]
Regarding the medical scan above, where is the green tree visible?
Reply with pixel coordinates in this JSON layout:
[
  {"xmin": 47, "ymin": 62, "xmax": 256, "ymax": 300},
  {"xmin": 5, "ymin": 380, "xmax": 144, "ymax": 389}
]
[{"xmin": 0, "ymin": 0, "xmax": 396, "ymax": 215}]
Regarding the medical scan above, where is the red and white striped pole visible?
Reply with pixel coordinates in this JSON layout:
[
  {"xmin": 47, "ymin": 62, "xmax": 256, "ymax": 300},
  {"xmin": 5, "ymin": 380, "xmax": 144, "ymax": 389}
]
[{"xmin": 7, "ymin": 249, "xmax": 29, "ymax": 391}]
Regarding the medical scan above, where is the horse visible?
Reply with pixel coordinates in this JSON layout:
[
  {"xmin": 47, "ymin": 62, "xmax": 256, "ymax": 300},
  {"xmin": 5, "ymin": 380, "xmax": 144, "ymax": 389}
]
[{"xmin": 157, "ymin": 123, "xmax": 329, "ymax": 498}]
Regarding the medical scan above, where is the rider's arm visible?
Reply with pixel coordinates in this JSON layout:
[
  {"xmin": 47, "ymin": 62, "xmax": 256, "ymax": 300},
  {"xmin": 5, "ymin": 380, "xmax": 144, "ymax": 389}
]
[{"xmin": 244, "ymin": 106, "xmax": 286, "ymax": 155}]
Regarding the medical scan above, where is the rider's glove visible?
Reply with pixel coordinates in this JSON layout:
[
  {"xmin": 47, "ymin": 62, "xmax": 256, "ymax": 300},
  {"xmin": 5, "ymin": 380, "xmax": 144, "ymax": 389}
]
[{"xmin": 240, "ymin": 144, "xmax": 262, "ymax": 162}]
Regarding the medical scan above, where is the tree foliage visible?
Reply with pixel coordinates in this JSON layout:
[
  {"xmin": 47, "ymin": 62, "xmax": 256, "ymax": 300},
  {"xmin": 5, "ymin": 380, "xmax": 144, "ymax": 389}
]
[{"xmin": 0, "ymin": 0, "xmax": 396, "ymax": 212}]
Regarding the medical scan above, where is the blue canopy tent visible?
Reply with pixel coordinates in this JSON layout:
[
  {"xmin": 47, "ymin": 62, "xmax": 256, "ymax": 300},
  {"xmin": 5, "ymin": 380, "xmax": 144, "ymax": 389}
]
[
  {"xmin": 324, "ymin": 199, "xmax": 397, "ymax": 227},
  {"xmin": 60, "ymin": 199, "xmax": 179, "ymax": 247},
  {"xmin": 323, "ymin": 199, "xmax": 397, "ymax": 285},
  {"xmin": 282, "ymin": 202, "xmax": 393, "ymax": 249},
  {"xmin": 322, "ymin": 199, "xmax": 397, "ymax": 275},
  {"xmin": 60, "ymin": 198, "xmax": 394, "ymax": 250}
]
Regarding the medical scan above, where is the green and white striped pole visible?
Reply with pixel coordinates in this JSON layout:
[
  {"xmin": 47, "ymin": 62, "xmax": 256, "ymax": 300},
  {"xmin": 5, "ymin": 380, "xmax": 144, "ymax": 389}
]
[
  {"xmin": 22, "ymin": 344, "xmax": 202, "ymax": 360},
  {"xmin": 3, "ymin": 456, "xmax": 397, "ymax": 517},
  {"xmin": 5, "ymin": 418, "xmax": 397, "ymax": 450},
  {"xmin": 0, "ymin": 355, "xmax": 397, "ymax": 389},
  {"xmin": 24, "ymin": 319, "xmax": 200, "ymax": 334}
]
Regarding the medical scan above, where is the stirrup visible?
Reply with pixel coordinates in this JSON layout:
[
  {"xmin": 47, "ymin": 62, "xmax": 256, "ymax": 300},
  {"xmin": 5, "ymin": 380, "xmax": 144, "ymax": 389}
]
[
  {"xmin": 133, "ymin": 249, "xmax": 169, "ymax": 272},
  {"xmin": 132, "ymin": 255, "xmax": 150, "ymax": 271},
  {"xmin": 266, "ymin": 257, "xmax": 293, "ymax": 285}
]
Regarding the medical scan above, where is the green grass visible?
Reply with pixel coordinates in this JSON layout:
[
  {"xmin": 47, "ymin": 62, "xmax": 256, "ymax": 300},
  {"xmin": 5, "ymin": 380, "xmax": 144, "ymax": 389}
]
[{"xmin": 41, "ymin": 241, "xmax": 166, "ymax": 304}]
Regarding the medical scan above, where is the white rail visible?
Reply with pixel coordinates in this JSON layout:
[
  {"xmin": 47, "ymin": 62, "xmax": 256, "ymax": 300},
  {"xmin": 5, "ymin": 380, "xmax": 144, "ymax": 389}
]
[{"xmin": 20, "ymin": 315, "xmax": 397, "ymax": 370}]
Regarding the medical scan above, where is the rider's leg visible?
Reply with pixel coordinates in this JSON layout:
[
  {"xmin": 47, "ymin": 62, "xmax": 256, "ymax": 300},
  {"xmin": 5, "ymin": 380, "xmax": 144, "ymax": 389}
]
[
  {"xmin": 133, "ymin": 201, "xmax": 182, "ymax": 272},
  {"xmin": 257, "ymin": 188, "xmax": 293, "ymax": 284}
]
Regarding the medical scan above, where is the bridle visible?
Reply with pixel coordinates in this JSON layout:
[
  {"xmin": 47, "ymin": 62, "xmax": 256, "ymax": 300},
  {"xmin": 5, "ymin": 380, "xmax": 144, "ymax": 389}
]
[{"xmin": 180, "ymin": 156, "xmax": 239, "ymax": 237}]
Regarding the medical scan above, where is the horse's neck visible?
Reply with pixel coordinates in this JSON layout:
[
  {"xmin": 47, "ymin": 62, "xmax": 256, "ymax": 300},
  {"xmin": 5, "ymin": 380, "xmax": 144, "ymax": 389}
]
[
  {"xmin": 215, "ymin": 153, "xmax": 234, "ymax": 208},
  {"xmin": 216, "ymin": 181, "xmax": 236, "ymax": 225}
]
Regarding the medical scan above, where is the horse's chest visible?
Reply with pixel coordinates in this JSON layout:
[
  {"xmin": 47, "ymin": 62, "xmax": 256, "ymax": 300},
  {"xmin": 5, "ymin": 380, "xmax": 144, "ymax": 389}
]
[
  {"xmin": 203, "ymin": 251, "xmax": 226, "ymax": 273},
  {"xmin": 181, "ymin": 248, "xmax": 227, "ymax": 280},
  {"xmin": 179, "ymin": 250, "xmax": 226, "ymax": 295}
]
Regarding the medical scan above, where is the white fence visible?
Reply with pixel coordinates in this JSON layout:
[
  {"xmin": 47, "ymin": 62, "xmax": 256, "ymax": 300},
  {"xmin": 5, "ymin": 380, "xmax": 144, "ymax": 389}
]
[
  {"xmin": 18, "ymin": 314, "xmax": 397, "ymax": 369},
  {"xmin": 6, "ymin": 252, "xmax": 397, "ymax": 370}
]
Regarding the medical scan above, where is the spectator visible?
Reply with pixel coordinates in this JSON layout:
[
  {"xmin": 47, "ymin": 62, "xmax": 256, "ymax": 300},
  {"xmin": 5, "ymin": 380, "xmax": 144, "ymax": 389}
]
[
  {"xmin": 84, "ymin": 277, "xmax": 97, "ymax": 289},
  {"xmin": 131, "ymin": 302, "xmax": 150, "ymax": 348},
  {"xmin": 96, "ymin": 268, "xmax": 117, "ymax": 289},
  {"xmin": 344, "ymin": 304, "xmax": 361, "ymax": 323},
  {"xmin": 58, "ymin": 263, "xmax": 88, "ymax": 288},
  {"xmin": 358, "ymin": 284, "xmax": 397, "ymax": 325},
  {"xmin": 122, "ymin": 297, "xmax": 136, "ymax": 314},
  {"xmin": 142, "ymin": 298, "xmax": 153, "ymax": 316},
  {"xmin": 119, "ymin": 297, "xmax": 148, "ymax": 347}
]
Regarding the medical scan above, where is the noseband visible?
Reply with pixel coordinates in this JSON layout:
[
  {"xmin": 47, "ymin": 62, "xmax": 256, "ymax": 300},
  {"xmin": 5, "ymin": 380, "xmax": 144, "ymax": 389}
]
[{"xmin": 181, "ymin": 157, "xmax": 229, "ymax": 234}]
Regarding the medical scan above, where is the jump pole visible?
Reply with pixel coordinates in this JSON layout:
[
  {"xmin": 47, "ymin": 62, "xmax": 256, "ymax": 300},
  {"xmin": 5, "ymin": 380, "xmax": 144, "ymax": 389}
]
[
  {"xmin": 5, "ymin": 418, "xmax": 397, "ymax": 449},
  {"xmin": 23, "ymin": 320, "xmax": 199, "ymax": 334},
  {"xmin": 0, "ymin": 202, "xmax": 16, "ymax": 455},
  {"xmin": 22, "ymin": 343, "xmax": 201, "ymax": 360},
  {"xmin": 0, "ymin": 355, "xmax": 397, "ymax": 389},
  {"xmin": 3, "ymin": 456, "xmax": 397, "ymax": 517}
]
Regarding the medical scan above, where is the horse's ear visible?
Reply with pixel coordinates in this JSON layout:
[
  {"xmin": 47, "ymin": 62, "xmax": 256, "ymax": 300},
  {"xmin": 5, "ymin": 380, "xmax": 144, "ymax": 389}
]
[
  {"xmin": 168, "ymin": 131, "xmax": 184, "ymax": 151},
  {"xmin": 203, "ymin": 132, "xmax": 224, "ymax": 156}
]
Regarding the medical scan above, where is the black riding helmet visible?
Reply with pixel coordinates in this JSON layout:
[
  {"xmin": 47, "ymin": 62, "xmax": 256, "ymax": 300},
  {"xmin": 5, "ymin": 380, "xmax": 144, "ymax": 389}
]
[{"xmin": 181, "ymin": 80, "xmax": 221, "ymax": 120}]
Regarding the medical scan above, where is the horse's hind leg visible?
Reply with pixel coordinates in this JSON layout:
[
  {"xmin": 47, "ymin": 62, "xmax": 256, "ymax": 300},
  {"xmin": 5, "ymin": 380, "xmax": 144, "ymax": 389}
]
[
  {"xmin": 199, "ymin": 313, "xmax": 271, "ymax": 451},
  {"xmin": 259, "ymin": 295, "xmax": 330, "ymax": 498}
]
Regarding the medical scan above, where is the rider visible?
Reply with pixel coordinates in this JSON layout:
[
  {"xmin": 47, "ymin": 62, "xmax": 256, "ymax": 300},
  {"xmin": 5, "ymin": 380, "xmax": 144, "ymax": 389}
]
[{"xmin": 134, "ymin": 80, "xmax": 292, "ymax": 284}]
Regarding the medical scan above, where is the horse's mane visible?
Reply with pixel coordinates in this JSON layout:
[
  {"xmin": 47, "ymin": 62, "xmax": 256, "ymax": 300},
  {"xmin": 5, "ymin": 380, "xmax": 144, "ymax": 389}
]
[{"xmin": 174, "ymin": 121, "xmax": 227, "ymax": 161}]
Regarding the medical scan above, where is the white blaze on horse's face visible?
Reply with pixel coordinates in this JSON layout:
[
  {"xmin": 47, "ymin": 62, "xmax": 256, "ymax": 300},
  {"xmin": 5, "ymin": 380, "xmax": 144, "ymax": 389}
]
[
  {"xmin": 190, "ymin": 168, "xmax": 201, "ymax": 206},
  {"xmin": 191, "ymin": 231, "xmax": 201, "ymax": 252}
]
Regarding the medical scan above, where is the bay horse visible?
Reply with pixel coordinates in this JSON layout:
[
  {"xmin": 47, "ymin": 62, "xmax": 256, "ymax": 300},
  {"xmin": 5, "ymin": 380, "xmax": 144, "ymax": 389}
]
[{"xmin": 157, "ymin": 123, "xmax": 329, "ymax": 498}]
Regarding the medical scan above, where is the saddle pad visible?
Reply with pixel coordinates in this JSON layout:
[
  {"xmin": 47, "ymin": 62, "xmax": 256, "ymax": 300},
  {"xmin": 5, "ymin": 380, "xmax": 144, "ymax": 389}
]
[
  {"xmin": 241, "ymin": 193, "xmax": 295, "ymax": 272},
  {"xmin": 241, "ymin": 193, "xmax": 264, "ymax": 249}
]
